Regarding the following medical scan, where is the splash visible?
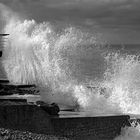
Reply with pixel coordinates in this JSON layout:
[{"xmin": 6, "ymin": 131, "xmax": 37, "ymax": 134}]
[
  {"xmin": 104, "ymin": 53, "xmax": 140, "ymax": 114},
  {"xmin": 114, "ymin": 119, "xmax": 140, "ymax": 140},
  {"xmin": 2, "ymin": 17, "xmax": 107, "ymax": 108}
]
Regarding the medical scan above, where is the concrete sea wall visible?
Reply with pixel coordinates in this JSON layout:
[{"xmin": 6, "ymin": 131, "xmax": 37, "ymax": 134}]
[{"xmin": 0, "ymin": 104, "xmax": 130, "ymax": 140}]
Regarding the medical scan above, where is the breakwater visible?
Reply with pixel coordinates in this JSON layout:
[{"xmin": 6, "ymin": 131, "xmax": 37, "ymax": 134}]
[{"xmin": 0, "ymin": 103, "xmax": 130, "ymax": 140}]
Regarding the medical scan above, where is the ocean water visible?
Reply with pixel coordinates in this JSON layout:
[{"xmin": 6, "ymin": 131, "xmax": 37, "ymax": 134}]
[{"xmin": 1, "ymin": 5, "xmax": 140, "ymax": 140}]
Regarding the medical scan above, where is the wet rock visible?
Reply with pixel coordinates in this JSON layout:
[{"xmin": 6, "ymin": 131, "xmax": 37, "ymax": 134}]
[{"xmin": 36, "ymin": 101, "xmax": 60, "ymax": 115}]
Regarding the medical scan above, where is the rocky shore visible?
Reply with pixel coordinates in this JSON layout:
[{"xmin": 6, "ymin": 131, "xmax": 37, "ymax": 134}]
[{"xmin": 0, "ymin": 128, "xmax": 68, "ymax": 140}]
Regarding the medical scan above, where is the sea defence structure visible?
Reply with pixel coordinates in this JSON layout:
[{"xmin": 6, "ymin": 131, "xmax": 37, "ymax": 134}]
[{"xmin": 0, "ymin": 102, "xmax": 130, "ymax": 140}]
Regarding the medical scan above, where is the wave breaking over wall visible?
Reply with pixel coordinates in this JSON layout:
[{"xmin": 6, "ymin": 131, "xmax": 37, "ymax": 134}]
[
  {"xmin": 2, "ymin": 3, "xmax": 140, "ymax": 140},
  {"xmin": 2, "ymin": 18, "xmax": 105, "ymax": 108},
  {"xmin": 1, "ymin": 4, "xmax": 140, "ymax": 117}
]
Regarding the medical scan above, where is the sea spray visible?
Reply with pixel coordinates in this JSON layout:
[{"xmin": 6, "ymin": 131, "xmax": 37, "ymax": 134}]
[
  {"xmin": 3, "ymin": 18, "xmax": 107, "ymax": 108},
  {"xmin": 103, "ymin": 53, "xmax": 140, "ymax": 114},
  {"xmin": 114, "ymin": 119, "xmax": 140, "ymax": 140}
]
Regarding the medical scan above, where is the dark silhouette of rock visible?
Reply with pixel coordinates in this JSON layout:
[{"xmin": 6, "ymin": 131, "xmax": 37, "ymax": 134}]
[{"xmin": 36, "ymin": 101, "xmax": 60, "ymax": 115}]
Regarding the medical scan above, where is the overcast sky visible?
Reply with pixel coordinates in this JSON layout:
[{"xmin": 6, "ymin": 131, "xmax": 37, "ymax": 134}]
[{"xmin": 0, "ymin": 0, "xmax": 140, "ymax": 44}]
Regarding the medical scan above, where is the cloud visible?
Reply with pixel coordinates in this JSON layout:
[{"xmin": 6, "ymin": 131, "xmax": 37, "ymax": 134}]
[
  {"xmin": 0, "ymin": 0, "xmax": 140, "ymax": 43},
  {"xmin": 0, "ymin": 0, "xmax": 140, "ymax": 28}
]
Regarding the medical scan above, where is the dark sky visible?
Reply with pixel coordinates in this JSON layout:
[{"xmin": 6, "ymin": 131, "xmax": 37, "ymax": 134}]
[{"xmin": 0, "ymin": 0, "xmax": 140, "ymax": 44}]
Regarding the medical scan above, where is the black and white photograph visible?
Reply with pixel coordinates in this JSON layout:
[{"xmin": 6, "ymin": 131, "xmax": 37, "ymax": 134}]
[{"xmin": 0, "ymin": 0, "xmax": 140, "ymax": 139}]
